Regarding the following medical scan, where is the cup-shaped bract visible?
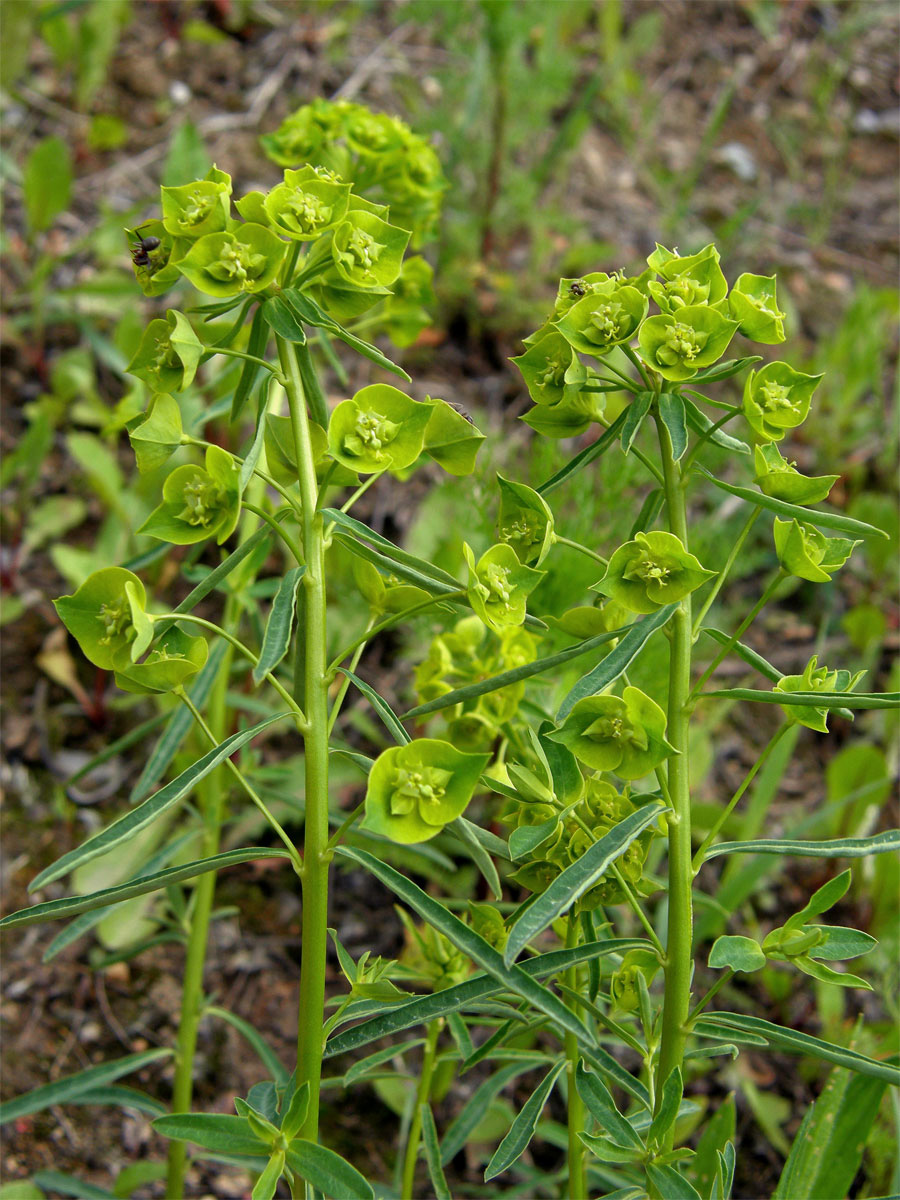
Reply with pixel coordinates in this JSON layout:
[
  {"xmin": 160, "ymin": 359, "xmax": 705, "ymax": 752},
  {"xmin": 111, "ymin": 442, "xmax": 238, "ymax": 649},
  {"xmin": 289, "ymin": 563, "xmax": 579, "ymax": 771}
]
[
  {"xmin": 422, "ymin": 398, "xmax": 485, "ymax": 476},
  {"xmin": 382, "ymin": 256, "xmax": 436, "ymax": 348},
  {"xmin": 362, "ymin": 739, "xmax": 489, "ymax": 843},
  {"xmin": 729, "ymin": 272, "xmax": 786, "ymax": 344},
  {"xmin": 554, "ymin": 282, "xmax": 648, "ymax": 358},
  {"xmin": 178, "ymin": 224, "xmax": 286, "ymax": 297},
  {"xmin": 774, "ymin": 654, "xmax": 865, "ymax": 733},
  {"xmin": 594, "ymin": 530, "xmax": 714, "ymax": 614},
  {"xmin": 646, "ymin": 242, "xmax": 728, "ymax": 313},
  {"xmin": 548, "ymin": 686, "xmax": 674, "ymax": 780},
  {"xmin": 552, "ymin": 272, "xmax": 612, "ymax": 319},
  {"xmin": 260, "ymin": 97, "xmax": 347, "ymax": 169},
  {"xmin": 773, "ymin": 518, "xmax": 859, "ymax": 583},
  {"xmin": 115, "ymin": 628, "xmax": 209, "ymax": 695},
  {"xmin": 127, "ymin": 219, "xmax": 184, "ymax": 298},
  {"xmin": 464, "ymin": 542, "xmax": 545, "ymax": 633},
  {"xmin": 139, "ymin": 445, "xmax": 242, "ymax": 546},
  {"xmin": 328, "ymin": 384, "xmax": 433, "ymax": 474},
  {"xmin": 743, "ymin": 362, "xmax": 823, "ymax": 442},
  {"xmin": 127, "ymin": 310, "xmax": 204, "ymax": 394},
  {"xmin": 638, "ymin": 305, "xmax": 738, "ymax": 382},
  {"xmin": 263, "ymin": 167, "xmax": 351, "ymax": 241},
  {"xmin": 160, "ymin": 169, "xmax": 232, "ymax": 240},
  {"xmin": 127, "ymin": 393, "xmax": 184, "ymax": 474},
  {"xmin": 496, "ymin": 475, "xmax": 555, "ymax": 566},
  {"xmin": 55, "ymin": 567, "xmax": 151, "ymax": 671},
  {"xmin": 510, "ymin": 329, "xmax": 583, "ymax": 408},
  {"xmin": 753, "ymin": 443, "xmax": 838, "ymax": 505},
  {"xmin": 331, "ymin": 210, "xmax": 409, "ymax": 290}
]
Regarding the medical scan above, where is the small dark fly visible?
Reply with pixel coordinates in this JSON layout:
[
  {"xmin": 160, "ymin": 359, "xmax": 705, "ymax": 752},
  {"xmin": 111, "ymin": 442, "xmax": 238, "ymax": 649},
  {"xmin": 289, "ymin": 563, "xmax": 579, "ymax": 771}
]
[
  {"xmin": 130, "ymin": 227, "xmax": 161, "ymax": 268},
  {"xmin": 447, "ymin": 400, "xmax": 475, "ymax": 424},
  {"xmin": 569, "ymin": 280, "xmax": 587, "ymax": 297}
]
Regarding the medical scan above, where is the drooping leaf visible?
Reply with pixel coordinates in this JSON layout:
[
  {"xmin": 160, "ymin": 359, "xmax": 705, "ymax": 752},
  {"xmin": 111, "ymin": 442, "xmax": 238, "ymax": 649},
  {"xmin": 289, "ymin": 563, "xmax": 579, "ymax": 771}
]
[
  {"xmin": 484, "ymin": 1061, "xmax": 566, "ymax": 1180},
  {"xmin": 504, "ymin": 803, "xmax": 665, "ymax": 963},
  {"xmin": 575, "ymin": 1060, "xmax": 644, "ymax": 1152},
  {"xmin": 152, "ymin": 1113, "xmax": 267, "ymax": 1158},
  {"xmin": 252, "ymin": 568, "xmax": 306, "ymax": 685},
  {"xmin": 537, "ymin": 410, "xmax": 628, "ymax": 495},
  {"xmin": 658, "ymin": 393, "xmax": 688, "ymax": 460},
  {"xmin": 205, "ymin": 1006, "xmax": 289, "ymax": 1086},
  {"xmin": 421, "ymin": 1105, "xmax": 452, "ymax": 1200},
  {"xmin": 0, "ymin": 1049, "xmax": 171, "ymax": 1125},
  {"xmin": 703, "ymin": 688, "xmax": 898, "ymax": 711}
]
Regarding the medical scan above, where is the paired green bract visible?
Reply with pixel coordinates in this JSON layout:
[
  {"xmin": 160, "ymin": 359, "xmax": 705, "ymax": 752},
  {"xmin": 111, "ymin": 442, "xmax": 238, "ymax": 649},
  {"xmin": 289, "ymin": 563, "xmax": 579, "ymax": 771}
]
[{"xmin": 362, "ymin": 740, "xmax": 489, "ymax": 844}]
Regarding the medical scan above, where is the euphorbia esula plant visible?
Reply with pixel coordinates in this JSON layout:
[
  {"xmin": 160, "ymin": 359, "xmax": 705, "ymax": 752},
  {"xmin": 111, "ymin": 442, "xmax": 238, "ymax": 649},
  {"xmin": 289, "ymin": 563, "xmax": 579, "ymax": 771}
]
[{"xmin": 2, "ymin": 108, "xmax": 898, "ymax": 1200}]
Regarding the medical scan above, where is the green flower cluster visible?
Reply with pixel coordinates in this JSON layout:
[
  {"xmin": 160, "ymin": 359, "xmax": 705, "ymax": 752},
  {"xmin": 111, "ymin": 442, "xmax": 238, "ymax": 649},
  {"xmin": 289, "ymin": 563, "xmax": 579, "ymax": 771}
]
[{"xmin": 362, "ymin": 739, "xmax": 488, "ymax": 844}]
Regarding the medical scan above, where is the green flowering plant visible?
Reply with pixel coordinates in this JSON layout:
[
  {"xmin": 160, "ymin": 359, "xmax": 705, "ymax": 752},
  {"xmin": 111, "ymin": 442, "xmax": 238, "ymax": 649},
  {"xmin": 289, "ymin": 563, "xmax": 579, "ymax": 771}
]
[
  {"xmin": 773, "ymin": 517, "xmax": 860, "ymax": 582},
  {"xmin": 54, "ymin": 566, "xmax": 153, "ymax": 670},
  {"xmin": 139, "ymin": 444, "xmax": 242, "ymax": 546},
  {"xmin": 330, "ymin": 209, "xmax": 410, "ymax": 290},
  {"xmin": 261, "ymin": 167, "xmax": 352, "ymax": 241},
  {"xmin": 728, "ymin": 272, "xmax": 786, "ymax": 343},
  {"xmin": 645, "ymin": 242, "xmax": 729, "ymax": 312},
  {"xmin": 774, "ymin": 655, "xmax": 866, "ymax": 732},
  {"xmin": 742, "ymin": 361, "xmax": 823, "ymax": 441},
  {"xmin": 464, "ymin": 542, "xmax": 545, "ymax": 632},
  {"xmin": 362, "ymin": 739, "xmax": 489, "ymax": 843},
  {"xmin": 178, "ymin": 224, "xmax": 286, "ymax": 297},
  {"xmin": 160, "ymin": 167, "xmax": 231, "ymax": 238},
  {"xmin": 637, "ymin": 303, "xmax": 738, "ymax": 381},
  {"xmin": 554, "ymin": 281, "xmax": 648, "ymax": 357},
  {"xmin": 114, "ymin": 627, "xmax": 209, "ymax": 695},
  {"xmin": 126, "ymin": 393, "xmax": 184, "ymax": 474},
  {"xmin": 509, "ymin": 328, "xmax": 583, "ymax": 408},
  {"xmin": 548, "ymin": 686, "xmax": 674, "ymax": 779},
  {"xmin": 594, "ymin": 530, "xmax": 714, "ymax": 614},
  {"xmin": 328, "ymin": 384, "xmax": 434, "ymax": 474},
  {"xmin": 496, "ymin": 475, "xmax": 555, "ymax": 565},
  {"xmin": 421, "ymin": 398, "xmax": 486, "ymax": 475},
  {"xmin": 753, "ymin": 443, "xmax": 838, "ymax": 504},
  {"xmin": 126, "ymin": 310, "xmax": 203, "ymax": 394}
]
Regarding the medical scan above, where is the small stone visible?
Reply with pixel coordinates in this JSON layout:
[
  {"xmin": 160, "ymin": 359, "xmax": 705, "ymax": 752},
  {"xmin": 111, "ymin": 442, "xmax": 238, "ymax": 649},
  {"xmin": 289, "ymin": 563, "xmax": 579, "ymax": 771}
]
[{"xmin": 169, "ymin": 79, "xmax": 192, "ymax": 105}]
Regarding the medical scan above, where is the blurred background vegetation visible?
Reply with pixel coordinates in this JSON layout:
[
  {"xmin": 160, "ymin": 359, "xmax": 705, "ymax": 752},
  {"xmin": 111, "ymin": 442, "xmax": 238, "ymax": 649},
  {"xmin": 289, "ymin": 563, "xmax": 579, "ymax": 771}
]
[{"xmin": 1, "ymin": 1, "xmax": 897, "ymax": 1195}]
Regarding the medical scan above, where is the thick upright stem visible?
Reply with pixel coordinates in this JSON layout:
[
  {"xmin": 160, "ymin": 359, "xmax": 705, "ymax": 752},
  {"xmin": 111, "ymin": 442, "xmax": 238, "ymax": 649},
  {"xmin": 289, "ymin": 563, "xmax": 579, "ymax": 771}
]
[
  {"xmin": 167, "ymin": 635, "xmax": 233, "ymax": 1198},
  {"xmin": 278, "ymin": 334, "xmax": 330, "ymax": 1144},
  {"xmin": 564, "ymin": 915, "xmax": 587, "ymax": 1200},
  {"xmin": 400, "ymin": 1019, "xmax": 442, "ymax": 1200},
  {"xmin": 655, "ymin": 413, "xmax": 693, "ymax": 1115}
]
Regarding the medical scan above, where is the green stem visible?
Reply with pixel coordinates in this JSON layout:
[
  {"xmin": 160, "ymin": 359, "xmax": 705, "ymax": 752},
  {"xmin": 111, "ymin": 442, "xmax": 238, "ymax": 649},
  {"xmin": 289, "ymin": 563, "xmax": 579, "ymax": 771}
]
[
  {"xmin": 687, "ymin": 968, "xmax": 734, "ymax": 1023},
  {"xmin": 553, "ymin": 534, "xmax": 607, "ymax": 568},
  {"xmin": 336, "ymin": 471, "xmax": 384, "ymax": 519},
  {"xmin": 205, "ymin": 344, "xmax": 284, "ymax": 378},
  {"xmin": 691, "ymin": 724, "xmax": 789, "ymax": 873},
  {"xmin": 166, "ymin": 629, "xmax": 234, "ymax": 1198},
  {"xmin": 608, "ymin": 862, "xmax": 665, "ymax": 957},
  {"xmin": 401, "ymin": 1019, "xmax": 442, "ymax": 1200},
  {"xmin": 328, "ymin": 616, "xmax": 375, "ymax": 735},
  {"xmin": 327, "ymin": 591, "xmax": 466, "ymax": 677},
  {"xmin": 654, "ymin": 410, "xmax": 693, "ymax": 1126},
  {"xmin": 690, "ymin": 569, "xmax": 786, "ymax": 701},
  {"xmin": 681, "ymin": 406, "xmax": 742, "ymax": 473},
  {"xmin": 278, "ymin": 334, "xmax": 331, "ymax": 1144},
  {"xmin": 242, "ymin": 502, "xmax": 305, "ymax": 565},
  {"xmin": 692, "ymin": 507, "xmax": 761, "ymax": 638},
  {"xmin": 564, "ymin": 915, "xmax": 587, "ymax": 1200},
  {"xmin": 621, "ymin": 343, "xmax": 653, "ymax": 390},
  {"xmin": 631, "ymin": 444, "xmax": 665, "ymax": 485}
]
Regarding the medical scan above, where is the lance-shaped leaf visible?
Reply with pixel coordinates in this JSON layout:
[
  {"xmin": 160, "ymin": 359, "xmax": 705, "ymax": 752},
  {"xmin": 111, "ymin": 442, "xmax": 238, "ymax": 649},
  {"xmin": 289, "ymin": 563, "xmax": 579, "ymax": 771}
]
[
  {"xmin": 620, "ymin": 391, "xmax": 652, "ymax": 454},
  {"xmin": 503, "ymin": 802, "xmax": 665, "ymax": 964},
  {"xmin": 702, "ymin": 829, "xmax": 900, "ymax": 862},
  {"xmin": 647, "ymin": 1068, "xmax": 684, "ymax": 1148},
  {"xmin": 285, "ymin": 1141, "xmax": 374, "ymax": 1200},
  {"xmin": 153, "ymin": 1113, "xmax": 267, "ymax": 1158},
  {"xmin": 421, "ymin": 1105, "xmax": 452, "ymax": 1200},
  {"xmin": 231, "ymin": 304, "xmax": 270, "ymax": 422},
  {"xmin": 682, "ymin": 394, "xmax": 750, "ymax": 454},
  {"xmin": 484, "ymin": 1061, "xmax": 566, "ymax": 1181},
  {"xmin": 0, "ymin": 1049, "xmax": 172, "ymax": 1125},
  {"xmin": 280, "ymin": 288, "xmax": 410, "ymax": 381},
  {"xmin": 334, "ymin": 846, "xmax": 597, "ymax": 1048},
  {"xmin": 575, "ymin": 1060, "xmax": 644, "ymax": 1152},
  {"xmin": 253, "ymin": 567, "xmax": 306, "ymax": 685},
  {"xmin": 645, "ymin": 1163, "xmax": 702, "ymax": 1200},
  {"xmin": 26, "ymin": 715, "xmax": 288, "ymax": 892},
  {"xmin": 692, "ymin": 1012, "xmax": 900, "ymax": 1083},
  {"xmin": 537, "ymin": 409, "xmax": 628, "ymax": 494},
  {"xmin": 703, "ymin": 690, "xmax": 897, "ymax": 712},
  {"xmin": 658, "ymin": 392, "xmax": 688, "ymax": 460}
]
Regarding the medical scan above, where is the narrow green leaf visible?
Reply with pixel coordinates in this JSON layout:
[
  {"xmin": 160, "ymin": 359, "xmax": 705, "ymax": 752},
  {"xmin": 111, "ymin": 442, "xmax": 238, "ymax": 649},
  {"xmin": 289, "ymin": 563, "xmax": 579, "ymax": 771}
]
[
  {"xmin": 403, "ymin": 622, "xmax": 632, "ymax": 721},
  {"xmin": 206, "ymin": 1006, "xmax": 289, "ymax": 1086},
  {"xmin": 580, "ymin": 1044, "xmax": 651, "ymax": 1110},
  {"xmin": 441, "ymin": 1061, "xmax": 539, "ymax": 1164},
  {"xmin": 280, "ymin": 1081, "xmax": 310, "ymax": 1142},
  {"xmin": 64, "ymin": 1084, "xmax": 166, "ymax": 1118},
  {"xmin": 27, "ymin": 715, "xmax": 288, "ymax": 893},
  {"xmin": 691, "ymin": 356, "xmax": 762, "ymax": 383},
  {"xmin": 697, "ymin": 466, "xmax": 889, "ymax": 538},
  {"xmin": 691, "ymin": 1093, "xmax": 735, "ymax": 1199},
  {"xmin": 251, "ymin": 1151, "xmax": 285, "ymax": 1200},
  {"xmin": 645, "ymin": 1162, "xmax": 702, "ymax": 1200},
  {"xmin": 773, "ymin": 1060, "xmax": 888, "ymax": 1200},
  {"xmin": 575, "ymin": 1061, "xmax": 644, "ymax": 1152},
  {"xmin": 239, "ymin": 381, "xmax": 271, "ymax": 493},
  {"xmin": 338, "ymin": 669, "xmax": 410, "ymax": 745},
  {"xmin": 421, "ymin": 1105, "xmax": 452, "ymax": 1200},
  {"xmin": 484, "ymin": 1061, "xmax": 566, "ymax": 1180},
  {"xmin": 0, "ymin": 1049, "xmax": 171, "ymax": 1125},
  {"xmin": 683, "ymin": 395, "xmax": 750, "ymax": 454},
  {"xmin": 323, "ymin": 509, "xmax": 462, "ymax": 590},
  {"xmin": 253, "ymin": 567, "xmax": 306, "ymax": 684},
  {"xmin": 165, "ymin": 525, "xmax": 279, "ymax": 628},
  {"xmin": 324, "ymin": 939, "xmax": 649, "ymax": 1059},
  {"xmin": 153, "ymin": 1113, "xmax": 266, "ymax": 1158},
  {"xmin": 693, "ymin": 1013, "xmax": 900, "ymax": 1084},
  {"xmin": 29, "ymin": 1173, "xmax": 113, "ymax": 1200},
  {"xmin": 556, "ymin": 605, "xmax": 678, "ymax": 721},
  {"xmin": 131, "ymin": 640, "xmax": 228, "ymax": 801},
  {"xmin": 504, "ymin": 803, "xmax": 665, "ymax": 964},
  {"xmin": 703, "ymin": 829, "xmax": 900, "ymax": 862},
  {"xmin": 447, "ymin": 816, "xmax": 502, "ymax": 898},
  {"xmin": 620, "ymin": 392, "xmax": 653, "ymax": 454},
  {"xmin": 659, "ymin": 393, "xmax": 688, "ymax": 460},
  {"xmin": 647, "ymin": 1068, "xmax": 683, "ymax": 1146},
  {"xmin": 342, "ymin": 1041, "xmax": 425, "ymax": 1086},
  {"xmin": 334, "ymin": 846, "xmax": 597, "ymax": 1048},
  {"xmin": 24, "ymin": 137, "xmax": 73, "ymax": 234},
  {"xmin": 285, "ymin": 1140, "xmax": 374, "ymax": 1200},
  {"xmin": 701, "ymin": 628, "xmax": 782, "ymax": 683},
  {"xmin": 282, "ymin": 289, "xmax": 409, "ymax": 382},
  {"xmin": 537, "ymin": 410, "xmax": 628, "ymax": 495},
  {"xmin": 231, "ymin": 305, "xmax": 268, "ymax": 422},
  {"xmin": 629, "ymin": 487, "xmax": 664, "ymax": 538},
  {"xmin": 261, "ymin": 294, "xmax": 307, "ymax": 344},
  {"xmin": 3, "ymin": 848, "xmax": 291, "ymax": 929},
  {"xmin": 704, "ymin": 688, "xmax": 899, "ymax": 710}
]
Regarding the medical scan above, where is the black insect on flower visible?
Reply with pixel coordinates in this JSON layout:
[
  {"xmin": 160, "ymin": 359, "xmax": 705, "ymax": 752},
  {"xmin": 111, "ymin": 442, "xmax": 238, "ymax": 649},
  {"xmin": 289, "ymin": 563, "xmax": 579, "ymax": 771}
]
[
  {"xmin": 569, "ymin": 280, "xmax": 587, "ymax": 297},
  {"xmin": 130, "ymin": 227, "xmax": 161, "ymax": 268}
]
